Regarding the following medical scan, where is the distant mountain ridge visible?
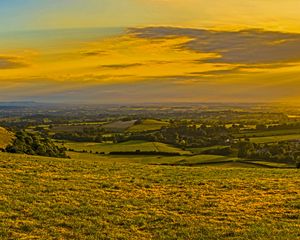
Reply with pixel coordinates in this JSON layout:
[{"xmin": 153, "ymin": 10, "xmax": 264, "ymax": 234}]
[
  {"xmin": 0, "ymin": 101, "xmax": 62, "ymax": 108},
  {"xmin": 0, "ymin": 101, "xmax": 39, "ymax": 107}
]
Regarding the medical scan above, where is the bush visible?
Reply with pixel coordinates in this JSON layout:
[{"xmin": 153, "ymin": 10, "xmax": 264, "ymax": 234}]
[{"xmin": 6, "ymin": 131, "xmax": 67, "ymax": 158}]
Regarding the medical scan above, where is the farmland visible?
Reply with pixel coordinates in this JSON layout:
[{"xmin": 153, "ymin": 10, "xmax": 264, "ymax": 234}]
[
  {"xmin": 0, "ymin": 152, "xmax": 300, "ymax": 239},
  {"xmin": 0, "ymin": 103, "xmax": 300, "ymax": 239}
]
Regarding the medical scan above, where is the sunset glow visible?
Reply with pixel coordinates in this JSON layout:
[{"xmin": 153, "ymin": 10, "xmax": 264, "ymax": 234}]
[{"xmin": 1, "ymin": 0, "xmax": 300, "ymax": 103}]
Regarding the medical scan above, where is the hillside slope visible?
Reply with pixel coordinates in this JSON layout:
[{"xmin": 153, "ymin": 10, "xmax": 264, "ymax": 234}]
[
  {"xmin": 0, "ymin": 152, "xmax": 299, "ymax": 239},
  {"xmin": 0, "ymin": 127, "xmax": 14, "ymax": 149}
]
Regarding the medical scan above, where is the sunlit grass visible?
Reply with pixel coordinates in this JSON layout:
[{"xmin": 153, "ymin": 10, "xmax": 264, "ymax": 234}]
[
  {"xmin": 62, "ymin": 140, "xmax": 191, "ymax": 155},
  {"xmin": 0, "ymin": 152, "xmax": 299, "ymax": 239},
  {"xmin": 0, "ymin": 127, "xmax": 14, "ymax": 149}
]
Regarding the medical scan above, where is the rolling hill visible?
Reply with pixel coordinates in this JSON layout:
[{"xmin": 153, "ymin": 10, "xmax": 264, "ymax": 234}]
[
  {"xmin": 0, "ymin": 127, "xmax": 14, "ymax": 150},
  {"xmin": 0, "ymin": 151, "xmax": 299, "ymax": 239}
]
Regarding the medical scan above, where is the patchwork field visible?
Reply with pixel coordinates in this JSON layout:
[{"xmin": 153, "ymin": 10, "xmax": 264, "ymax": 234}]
[{"xmin": 0, "ymin": 152, "xmax": 299, "ymax": 239}]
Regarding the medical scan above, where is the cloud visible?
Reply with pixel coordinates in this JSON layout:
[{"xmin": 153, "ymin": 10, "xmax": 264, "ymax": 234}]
[
  {"xmin": 1, "ymin": 26, "xmax": 300, "ymax": 103},
  {"xmin": 189, "ymin": 67, "xmax": 243, "ymax": 76},
  {"xmin": 0, "ymin": 55, "xmax": 28, "ymax": 69},
  {"xmin": 129, "ymin": 27, "xmax": 300, "ymax": 64},
  {"xmin": 80, "ymin": 50, "xmax": 107, "ymax": 57},
  {"xmin": 99, "ymin": 63, "xmax": 144, "ymax": 69}
]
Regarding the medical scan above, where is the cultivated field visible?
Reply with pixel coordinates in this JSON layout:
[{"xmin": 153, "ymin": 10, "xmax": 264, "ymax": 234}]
[{"xmin": 0, "ymin": 152, "xmax": 299, "ymax": 239}]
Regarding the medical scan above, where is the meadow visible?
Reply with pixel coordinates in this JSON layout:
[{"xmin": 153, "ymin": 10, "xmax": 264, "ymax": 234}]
[
  {"xmin": 102, "ymin": 120, "xmax": 137, "ymax": 132},
  {"xmin": 61, "ymin": 140, "xmax": 191, "ymax": 155},
  {"xmin": 127, "ymin": 119, "xmax": 169, "ymax": 132},
  {"xmin": 250, "ymin": 134, "xmax": 300, "ymax": 143},
  {"xmin": 0, "ymin": 152, "xmax": 299, "ymax": 239},
  {"xmin": 235, "ymin": 129, "xmax": 300, "ymax": 138}
]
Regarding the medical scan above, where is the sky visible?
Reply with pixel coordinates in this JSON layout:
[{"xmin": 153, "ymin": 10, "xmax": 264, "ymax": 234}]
[{"xmin": 0, "ymin": 0, "xmax": 300, "ymax": 103}]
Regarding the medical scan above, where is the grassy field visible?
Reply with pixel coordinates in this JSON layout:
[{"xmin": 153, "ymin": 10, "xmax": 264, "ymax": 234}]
[
  {"xmin": 61, "ymin": 140, "xmax": 191, "ymax": 155},
  {"xmin": 236, "ymin": 128, "xmax": 300, "ymax": 138},
  {"xmin": 0, "ymin": 127, "xmax": 14, "ymax": 149},
  {"xmin": 250, "ymin": 134, "xmax": 300, "ymax": 143},
  {"xmin": 148, "ymin": 155, "xmax": 240, "ymax": 166},
  {"xmin": 102, "ymin": 120, "xmax": 137, "ymax": 132},
  {"xmin": 50, "ymin": 125, "xmax": 101, "ymax": 133},
  {"xmin": 187, "ymin": 146, "xmax": 228, "ymax": 155},
  {"xmin": 128, "ymin": 119, "xmax": 169, "ymax": 132},
  {"xmin": 244, "ymin": 160, "xmax": 296, "ymax": 168},
  {"xmin": 0, "ymin": 152, "xmax": 299, "ymax": 239}
]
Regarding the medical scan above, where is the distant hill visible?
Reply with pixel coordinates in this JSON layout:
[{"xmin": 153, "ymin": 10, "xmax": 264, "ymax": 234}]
[
  {"xmin": 0, "ymin": 101, "xmax": 40, "ymax": 107},
  {"xmin": 0, "ymin": 127, "xmax": 14, "ymax": 150}
]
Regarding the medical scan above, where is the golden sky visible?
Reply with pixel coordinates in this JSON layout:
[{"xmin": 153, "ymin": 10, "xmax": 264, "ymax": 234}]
[{"xmin": 0, "ymin": 0, "xmax": 300, "ymax": 103}]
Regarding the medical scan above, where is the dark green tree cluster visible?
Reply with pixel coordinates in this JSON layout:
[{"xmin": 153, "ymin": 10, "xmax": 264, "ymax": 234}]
[
  {"xmin": 237, "ymin": 140, "xmax": 300, "ymax": 163},
  {"xmin": 6, "ymin": 131, "xmax": 67, "ymax": 158},
  {"xmin": 110, "ymin": 124, "xmax": 233, "ymax": 148}
]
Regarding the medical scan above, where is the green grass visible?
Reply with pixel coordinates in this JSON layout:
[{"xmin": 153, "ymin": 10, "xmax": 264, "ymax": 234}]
[
  {"xmin": 141, "ymin": 154, "xmax": 239, "ymax": 166},
  {"xmin": 102, "ymin": 120, "xmax": 137, "ymax": 132},
  {"xmin": 0, "ymin": 127, "xmax": 14, "ymax": 149},
  {"xmin": 50, "ymin": 123, "xmax": 106, "ymax": 133},
  {"xmin": 66, "ymin": 152, "xmax": 294, "ymax": 168},
  {"xmin": 187, "ymin": 145, "xmax": 228, "ymax": 154},
  {"xmin": 128, "ymin": 119, "xmax": 169, "ymax": 132},
  {"xmin": 245, "ymin": 160, "xmax": 295, "ymax": 168},
  {"xmin": 235, "ymin": 128, "xmax": 300, "ymax": 138},
  {"xmin": 89, "ymin": 153, "xmax": 236, "ymax": 166},
  {"xmin": 62, "ymin": 140, "xmax": 191, "ymax": 155},
  {"xmin": 0, "ymin": 152, "xmax": 299, "ymax": 239},
  {"xmin": 250, "ymin": 134, "xmax": 300, "ymax": 143}
]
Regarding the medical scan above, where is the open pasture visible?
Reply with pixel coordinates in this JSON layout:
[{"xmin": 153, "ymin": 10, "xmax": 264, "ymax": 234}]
[
  {"xmin": 235, "ymin": 128, "xmax": 300, "ymax": 138},
  {"xmin": 250, "ymin": 134, "xmax": 300, "ymax": 143},
  {"xmin": 0, "ymin": 152, "xmax": 299, "ymax": 239},
  {"xmin": 127, "ymin": 119, "xmax": 169, "ymax": 132},
  {"xmin": 102, "ymin": 120, "xmax": 137, "ymax": 132}
]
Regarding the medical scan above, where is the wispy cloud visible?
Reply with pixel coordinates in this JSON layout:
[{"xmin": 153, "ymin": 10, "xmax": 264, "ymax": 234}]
[
  {"xmin": 0, "ymin": 55, "xmax": 29, "ymax": 69},
  {"xmin": 99, "ymin": 63, "xmax": 144, "ymax": 69}
]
